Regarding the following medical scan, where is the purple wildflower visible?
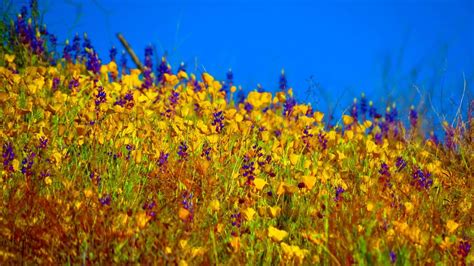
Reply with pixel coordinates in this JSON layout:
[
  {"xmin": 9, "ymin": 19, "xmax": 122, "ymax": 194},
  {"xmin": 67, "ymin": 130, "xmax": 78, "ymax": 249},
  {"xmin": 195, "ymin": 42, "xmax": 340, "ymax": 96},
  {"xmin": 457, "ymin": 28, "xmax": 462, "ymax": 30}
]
[
  {"xmin": 334, "ymin": 186, "xmax": 345, "ymax": 202},
  {"xmin": 351, "ymin": 98, "xmax": 358, "ymax": 121},
  {"xmin": 144, "ymin": 45, "xmax": 153, "ymax": 69},
  {"xmin": 99, "ymin": 194, "xmax": 111, "ymax": 206},
  {"xmin": 409, "ymin": 105, "xmax": 418, "ymax": 129},
  {"xmin": 318, "ymin": 131, "xmax": 328, "ymax": 150},
  {"xmin": 279, "ymin": 69, "xmax": 287, "ymax": 91},
  {"xmin": 38, "ymin": 136, "xmax": 48, "ymax": 149},
  {"xmin": 95, "ymin": 86, "xmax": 106, "ymax": 108},
  {"xmin": 379, "ymin": 162, "xmax": 392, "ymax": 188},
  {"xmin": 444, "ymin": 124, "xmax": 456, "ymax": 150},
  {"xmin": 389, "ymin": 251, "xmax": 396, "ymax": 264},
  {"xmin": 109, "ymin": 46, "xmax": 117, "ymax": 62},
  {"xmin": 51, "ymin": 77, "xmax": 60, "ymax": 91},
  {"xmin": 395, "ymin": 157, "xmax": 407, "ymax": 172},
  {"xmin": 21, "ymin": 152, "xmax": 36, "ymax": 176},
  {"xmin": 242, "ymin": 155, "xmax": 256, "ymax": 185},
  {"xmin": 86, "ymin": 49, "xmax": 101, "ymax": 74},
  {"xmin": 120, "ymin": 50, "xmax": 128, "ymax": 74},
  {"xmin": 2, "ymin": 143, "xmax": 15, "ymax": 172},
  {"xmin": 458, "ymin": 240, "xmax": 471, "ymax": 258},
  {"xmin": 230, "ymin": 212, "xmax": 242, "ymax": 236},
  {"xmin": 411, "ymin": 167, "xmax": 433, "ymax": 190},
  {"xmin": 181, "ymin": 191, "xmax": 194, "ymax": 221},
  {"xmin": 360, "ymin": 93, "xmax": 368, "ymax": 116},
  {"xmin": 157, "ymin": 57, "xmax": 171, "ymax": 83},
  {"xmin": 63, "ymin": 40, "xmax": 72, "ymax": 62},
  {"xmin": 177, "ymin": 142, "xmax": 188, "ymax": 160},
  {"xmin": 283, "ymin": 97, "xmax": 296, "ymax": 117},
  {"xmin": 212, "ymin": 110, "xmax": 225, "ymax": 133},
  {"xmin": 157, "ymin": 151, "xmax": 169, "ymax": 167},
  {"xmin": 244, "ymin": 102, "xmax": 253, "ymax": 113},
  {"xmin": 89, "ymin": 171, "xmax": 101, "ymax": 186}
]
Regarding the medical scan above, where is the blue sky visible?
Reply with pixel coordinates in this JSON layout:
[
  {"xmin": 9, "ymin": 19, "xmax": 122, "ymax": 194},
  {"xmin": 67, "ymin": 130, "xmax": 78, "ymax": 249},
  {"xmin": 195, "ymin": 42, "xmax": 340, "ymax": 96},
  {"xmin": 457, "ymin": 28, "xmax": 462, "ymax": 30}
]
[{"xmin": 10, "ymin": 0, "xmax": 474, "ymax": 125}]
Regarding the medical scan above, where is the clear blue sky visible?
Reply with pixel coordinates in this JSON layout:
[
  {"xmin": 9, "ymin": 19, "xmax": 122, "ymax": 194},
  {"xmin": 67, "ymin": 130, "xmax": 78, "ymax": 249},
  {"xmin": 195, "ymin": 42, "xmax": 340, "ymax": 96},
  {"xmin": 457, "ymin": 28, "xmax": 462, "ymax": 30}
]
[{"xmin": 11, "ymin": 0, "xmax": 474, "ymax": 125}]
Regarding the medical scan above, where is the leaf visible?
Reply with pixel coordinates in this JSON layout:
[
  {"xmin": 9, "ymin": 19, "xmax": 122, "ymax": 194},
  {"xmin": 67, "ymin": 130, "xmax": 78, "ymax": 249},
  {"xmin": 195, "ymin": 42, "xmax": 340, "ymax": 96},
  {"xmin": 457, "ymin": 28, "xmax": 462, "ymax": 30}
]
[
  {"xmin": 268, "ymin": 226, "xmax": 288, "ymax": 242},
  {"xmin": 253, "ymin": 178, "xmax": 267, "ymax": 190}
]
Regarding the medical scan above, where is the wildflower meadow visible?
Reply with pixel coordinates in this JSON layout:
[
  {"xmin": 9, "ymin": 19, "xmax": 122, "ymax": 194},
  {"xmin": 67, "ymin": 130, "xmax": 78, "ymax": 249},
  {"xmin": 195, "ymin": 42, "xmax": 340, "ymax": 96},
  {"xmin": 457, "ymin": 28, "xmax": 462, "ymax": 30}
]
[{"xmin": 0, "ymin": 2, "xmax": 472, "ymax": 265}]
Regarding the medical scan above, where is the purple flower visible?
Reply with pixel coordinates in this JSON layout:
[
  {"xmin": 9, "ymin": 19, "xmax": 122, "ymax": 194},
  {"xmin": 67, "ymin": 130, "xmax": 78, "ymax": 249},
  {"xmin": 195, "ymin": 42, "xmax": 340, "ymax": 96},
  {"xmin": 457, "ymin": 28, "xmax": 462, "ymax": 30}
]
[
  {"xmin": 201, "ymin": 145, "xmax": 211, "ymax": 161},
  {"xmin": 120, "ymin": 50, "xmax": 128, "ymax": 74},
  {"xmin": 409, "ymin": 105, "xmax": 418, "ymax": 129},
  {"xmin": 360, "ymin": 93, "xmax": 368, "ymax": 116},
  {"xmin": 144, "ymin": 45, "xmax": 153, "ymax": 69},
  {"xmin": 242, "ymin": 155, "xmax": 256, "ymax": 185},
  {"xmin": 86, "ymin": 49, "xmax": 101, "ymax": 74},
  {"xmin": 458, "ymin": 240, "xmax": 471, "ymax": 258},
  {"xmin": 411, "ymin": 167, "xmax": 433, "ymax": 190},
  {"xmin": 334, "ymin": 186, "xmax": 344, "ymax": 202},
  {"xmin": 51, "ymin": 77, "xmax": 60, "ymax": 91},
  {"xmin": 109, "ymin": 46, "xmax": 117, "ymax": 62},
  {"xmin": 38, "ymin": 136, "xmax": 48, "ymax": 149},
  {"xmin": 389, "ymin": 250, "xmax": 396, "ymax": 264},
  {"xmin": 379, "ymin": 162, "xmax": 392, "ymax": 188},
  {"xmin": 72, "ymin": 34, "xmax": 81, "ymax": 60},
  {"xmin": 212, "ymin": 110, "xmax": 225, "ymax": 133},
  {"xmin": 395, "ymin": 157, "xmax": 407, "ymax": 172},
  {"xmin": 2, "ymin": 143, "xmax": 15, "ymax": 172},
  {"xmin": 63, "ymin": 40, "xmax": 72, "ymax": 62},
  {"xmin": 318, "ymin": 131, "xmax": 328, "ymax": 150},
  {"xmin": 21, "ymin": 152, "xmax": 36, "ymax": 176},
  {"xmin": 350, "ymin": 98, "xmax": 358, "ymax": 121},
  {"xmin": 368, "ymin": 101, "xmax": 377, "ymax": 118},
  {"xmin": 99, "ymin": 194, "xmax": 111, "ymax": 206},
  {"xmin": 279, "ymin": 69, "xmax": 287, "ymax": 91},
  {"xmin": 181, "ymin": 191, "xmax": 194, "ymax": 221},
  {"xmin": 169, "ymin": 91, "xmax": 179, "ymax": 106},
  {"xmin": 89, "ymin": 171, "xmax": 101, "ymax": 186},
  {"xmin": 444, "ymin": 124, "xmax": 456, "ymax": 150},
  {"xmin": 177, "ymin": 142, "xmax": 188, "ymax": 160},
  {"xmin": 157, "ymin": 151, "xmax": 169, "ymax": 167},
  {"xmin": 283, "ymin": 97, "xmax": 296, "ymax": 117},
  {"xmin": 95, "ymin": 86, "xmax": 106, "ymax": 107},
  {"xmin": 244, "ymin": 102, "xmax": 253, "ymax": 113},
  {"xmin": 274, "ymin": 129, "xmax": 282, "ymax": 138},
  {"xmin": 157, "ymin": 57, "xmax": 171, "ymax": 83}
]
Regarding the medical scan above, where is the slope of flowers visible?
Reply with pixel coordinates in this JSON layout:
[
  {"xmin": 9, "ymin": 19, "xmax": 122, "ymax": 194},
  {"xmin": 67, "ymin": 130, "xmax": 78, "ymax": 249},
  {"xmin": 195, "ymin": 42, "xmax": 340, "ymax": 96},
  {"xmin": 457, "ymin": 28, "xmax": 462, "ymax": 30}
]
[{"xmin": 0, "ymin": 2, "xmax": 473, "ymax": 265}]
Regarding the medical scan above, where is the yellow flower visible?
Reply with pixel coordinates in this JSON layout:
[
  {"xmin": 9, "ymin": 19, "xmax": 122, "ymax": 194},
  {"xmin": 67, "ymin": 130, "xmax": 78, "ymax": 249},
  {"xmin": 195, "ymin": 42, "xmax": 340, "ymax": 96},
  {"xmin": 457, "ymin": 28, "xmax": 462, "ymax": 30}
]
[
  {"xmin": 301, "ymin": 175, "xmax": 316, "ymax": 190},
  {"xmin": 268, "ymin": 206, "xmax": 281, "ymax": 218},
  {"xmin": 342, "ymin": 115, "xmax": 354, "ymax": 125},
  {"xmin": 289, "ymin": 153, "xmax": 300, "ymax": 166},
  {"xmin": 209, "ymin": 199, "xmax": 220, "ymax": 212},
  {"xmin": 313, "ymin": 111, "xmax": 324, "ymax": 123},
  {"xmin": 268, "ymin": 226, "xmax": 288, "ymax": 242},
  {"xmin": 243, "ymin": 207, "xmax": 256, "ymax": 221},
  {"xmin": 446, "ymin": 220, "xmax": 459, "ymax": 234},
  {"xmin": 253, "ymin": 178, "xmax": 267, "ymax": 190},
  {"xmin": 44, "ymin": 176, "xmax": 52, "ymax": 185},
  {"xmin": 178, "ymin": 207, "xmax": 191, "ymax": 221},
  {"xmin": 367, "ymin": 202, "xmax": 374, "ymax": 212},
  {"xmin": 4, "ymin": 54, "xmax": 15, "ymax": 63}
]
